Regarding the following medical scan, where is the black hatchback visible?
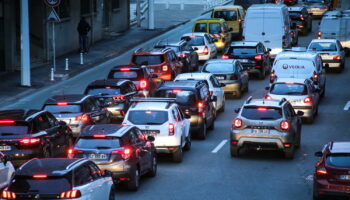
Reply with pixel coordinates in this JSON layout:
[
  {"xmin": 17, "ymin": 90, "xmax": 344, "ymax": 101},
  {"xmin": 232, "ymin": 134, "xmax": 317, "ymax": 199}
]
[
  {"xmin": 222, "ymin": 41, "xmax": 271, "ymax": 79},
  {"xmin": 0, "ymin": 110, "xmax": 73, "ymax": 167}
]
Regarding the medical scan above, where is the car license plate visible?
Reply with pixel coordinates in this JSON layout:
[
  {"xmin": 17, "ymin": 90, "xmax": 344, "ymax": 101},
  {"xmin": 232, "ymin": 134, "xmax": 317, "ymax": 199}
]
[
  {"xmin": 238, "ymin": 59, "xmax": 249, "ymax": 63},
  {"xmin": 0, "ymin": 146, "xmax": 11, "ymax": 151},
  {"xmin": 251, "ymin": 129, "xmax": 269, "ymax": 134},
  {"xmin": 339, "ymin": 175, "xmax": 350, "ymax": 180},
  {"xmin": 142, "ymin": 130, "xmax": 160, "ymax": 135},
  {"xmin": 89, "ymin": 154, "xmax": 107, "ymax": 160},
  {"xmin": 216, "ymin": 76, "xmax": 225, "ymax": 80}
]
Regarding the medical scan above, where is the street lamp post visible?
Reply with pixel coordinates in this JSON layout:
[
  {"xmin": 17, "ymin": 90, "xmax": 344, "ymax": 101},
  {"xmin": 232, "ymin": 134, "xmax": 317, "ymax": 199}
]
[{"xmin": 20, "ymin": 0, "xmax": 31, "ymax": 86}]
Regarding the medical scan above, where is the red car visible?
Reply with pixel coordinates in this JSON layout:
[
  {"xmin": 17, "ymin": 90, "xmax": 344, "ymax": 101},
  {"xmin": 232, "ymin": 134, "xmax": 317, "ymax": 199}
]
[{"xmin": 313, "ymin": 141, "xmax": 350, "ymax": 200}]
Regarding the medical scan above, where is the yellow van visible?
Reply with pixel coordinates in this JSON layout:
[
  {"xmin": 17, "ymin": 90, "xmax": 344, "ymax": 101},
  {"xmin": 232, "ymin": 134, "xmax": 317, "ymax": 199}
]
[
  {"xmin": 211, "ymin": 5, "xmax": 245, "ymax": 40},
  {"xmin": 192, "ymin": 18, "xmax": 231, "ymax": 52}
]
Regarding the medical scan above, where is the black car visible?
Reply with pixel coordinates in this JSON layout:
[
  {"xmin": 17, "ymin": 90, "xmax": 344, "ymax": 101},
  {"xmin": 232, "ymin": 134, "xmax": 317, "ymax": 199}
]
[
  {"xmin": 42, "ymin": 94, "xmax": 111, "ymax": 137},
  {"xmin": 85, "ymin": 79, "xmax": 138, "ymax": 121},
  {"xmin": 288, "ymin": 6, "xmax": 313, "ymax": 35},
  {"xmin": 0, "ymin": 110, "xmax": 73, "ymax": 167},
  {"xmin": 107, "ymin": 65, "xmax": 162, "ymax": 97},
  {"xmin": 154, "ymin": 40, "xmax": 199, "ymax": 72},
  {"xmin": 154, "ymin": 80, "xmax": 216, "ymax": 140},
  {"xmin": 223, "ymin": 41, "xmax": 271, "ymax": 79},
  {"xmin": 69, "ymin": 124, "xmax": 157, "ymax": 191}
]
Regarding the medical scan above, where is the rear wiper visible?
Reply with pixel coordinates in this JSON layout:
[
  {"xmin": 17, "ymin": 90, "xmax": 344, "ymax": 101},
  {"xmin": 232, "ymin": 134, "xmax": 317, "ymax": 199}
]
[
  {"xmin": 98, "ymin": 93, "xmax": 111, "ymax": 96},
  {"xmin": 96, "ymin": 146, "xmax": 111, "ymax": 149},
  {"xmin": 59, "ymin": 111, "xmax": 73, "ymax": 114},
  {"xmin": 145, "ymin": 122, "xmax": 161, "ymax": 125},
  {"xmin": 286, "ymin": 92, "xmax": 302, "ymax": 95},
  {"xmin": 259, "ymin": 117, "xmax": 275, "ymax": 120},
  {"xmin": 240, "ymin": 52, "xmax": 249, "ymax": 54}
]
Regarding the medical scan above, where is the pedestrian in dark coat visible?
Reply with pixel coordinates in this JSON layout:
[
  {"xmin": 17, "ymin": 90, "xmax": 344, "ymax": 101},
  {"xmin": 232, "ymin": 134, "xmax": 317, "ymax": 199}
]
[{"xmin": 77, "ymin": 17, "xmax": 91, "ymax": 53}]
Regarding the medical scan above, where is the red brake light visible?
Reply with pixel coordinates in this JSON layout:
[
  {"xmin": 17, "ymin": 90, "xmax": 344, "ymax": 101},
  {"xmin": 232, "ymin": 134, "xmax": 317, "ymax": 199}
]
[
  {"xmin": 0, "ymin": 120, "xmax": 14, "ymax": 124},
  {"xmin": 172, "ymin": 89, "xmax": 182, "ymax": 93},
  {"xmin": 333, "ymin": 56, "xmax": 341, "ymax": 60},
  {"xmin": 75, "ymin": 114, "xmax": 90, "ymax": 122},
  {"xmin": 113, "ymin": 96, "xmax": 126, "ymax": 101},
  {"xmin": 140, "ymin": 80, "xmax": 147, "ymax": 89},
  {"xmin": 169, "ymin": 123, "xmax": 175, "ymax": 136},
  {"xmin": 230, "ymin": 76, "xmax": 238, "ymax": 80},
  {"xmin": 57, "ymin": 102, "xmax": 68, "ymax": 106},
  {"xmin": 105, "ymin": 86, "xmax": 111, "ymax": 89},
  {"xmin": 280, "ymin": 121, "xmax": 290, "ymax": 131},
  {"xmin": 209, "ymin": 91, "xmax": 213, "ymax": 96},
  {"xmin": 67, "ymin": 148, "xmax": 83, "ymax": 156},
  {"xmin": 257, "ymin": 107, "xmax": 267, "ymax": 111},
  {"xmin": 222, "ymin": 54, "xmax": 229, "ymax": 59},
  {"xmin": 197, "ymin": 102, "xmax": 204, "ymax": 108},
  {"xmin": 93, "ymin": 134, "xmax": 106, "ymax": 138},
  {"xmin": 300, "ymin": 15, "xmax": 305, "ymax": 20},
  {"xmin": 120, "ymin": 68, "xmax": 130, "ymax": 71},
  {"xmin": 285, "ymin": 82, "xmax": 294, "ymax": 85},
  {"xmin": 304, "ymin": 96, "xmax": 312, "ymax": 103},
  {"xmin": 20, "ymin": 138, "xmax": 40, "ymax": 145},
  {"xmin": 60, "ymin": 189, "xmax": 82, "ymax": 199},
  {"xmin": 316, "ymin": 167, "xmax": 327, "ymax": 175},
  {"xmin": 2, "ymin": 190, "xmax": 16, "ymax": 199},
  {"xmin": 265, "ymin": 95, "xmax": 272, "ymax": 100},
  {"xmin": 254, "ymin": 55, "xmax": 262, "ymax": 60},
  {"xmin": 203, "ymin": 46, "xmax": 209, "ymax": 55},
  {"xmin": 121, "ymin": 122, "xmax": 128, "ymax": 126},
  {"xmin": 233, "ymin": 119, "xmax": 242, "ymax": 128},
  {"xmin": 33, "ymin": 174, "xmax": 47, "ymax": 179},
  {"xmin": 111, "ymin": 148, "xmax": 133, "ymax": 160}
]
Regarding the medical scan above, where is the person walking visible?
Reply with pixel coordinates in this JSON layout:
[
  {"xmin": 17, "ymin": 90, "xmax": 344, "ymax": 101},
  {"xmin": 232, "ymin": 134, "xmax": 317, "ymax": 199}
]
[{"xmin": 77, "ymin": 17, "xmax": 91, "ymax": 53}]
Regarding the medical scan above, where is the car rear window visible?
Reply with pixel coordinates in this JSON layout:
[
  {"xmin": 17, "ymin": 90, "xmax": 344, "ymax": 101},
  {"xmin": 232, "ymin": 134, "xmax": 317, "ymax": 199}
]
[
  {"xmin": 155, "ymin": 90, "xmax": 197, "ymax": 105},
  {"xmin": 309, "ymin": 42, "xmax": 337, "ymax": 51},
  {"xmin": 86, "ymin": 87, "xmax": 121, "ymax": 96},
  {"xmin": 227, "ymin": 47, "xmax": 257, "ymax": 55},
  {"xmin": 182, "ymin": 36, "xmax": 205, "ymax": 46},
  {"xmin": 241, "ymin": 106, "xmax": 283, "ymax": 120},
  {"xmin": 194, "ymin": 23, "xmax": 207, "ymax": 32},
  {"xmin": 209, "ymin": 23, "xmax": 222, "ymax": 34},
  {"xmin": 0, "ymin": 126, "xmax": 28, "ymax": 136},
  {"xmin": 213, "ymin": 10, "xmax": 237, "ymax": 21},
  {"xmin": 9, "ymin": 176, "xmax": 71, "ymax": 194},
  {"xmin": 43, "ymin": 105, "xmax": 81, "ymax": 114},
  {"xmin": 133, "ymin": 55, "xmax": 164, "ymax": 65},
  {"xmin": 326, "ymin": 154, "xmax": 350, "ymax": 168},
  {"xmin": 270, "ymin": 83, "xmax": 308, "ymax": 95},
  {"xmin": 75, "ymin": 138, "xmax": 121, "ymax": 149},
  {"xmin": 128, "ymin": 110, "xmax": 168, "ymax": 125},
  {"xmin": 110, "ymin": 70, "xmax": 140, "ymax": 80},
  {"xmin": 289, "ymin": 11, "xmax": 303, "ymax": 20},
  {"xmin": 203, "ymin": 63, "xmax": 234, "ymax": 73}
]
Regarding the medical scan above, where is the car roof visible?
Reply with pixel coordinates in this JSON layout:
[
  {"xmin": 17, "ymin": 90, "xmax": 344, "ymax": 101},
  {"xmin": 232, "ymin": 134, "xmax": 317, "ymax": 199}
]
[
  {"xmin": 244, "ymin": 97, "xmax": 285, "ymax": 108},
  {"xmin": 274, "ymin": 78, "xmax": 308, "ymax": 84},
  {"xmin": 275, "ymin": 51, "xmax": 318, "ymax": 60},
  {"xmin": 155, "ymin": 40, "xmax": 186, "ymax": 48},
  {"xmin": 80, "ymin": 124, "xmax": 130, "ymax": 137},
  {"xmin": 288, "ymin": 6, "xmax": 304, "ymax": 11},
  {"xmin": 205, "ymin": 59, "xmax": 236, "ymax": 64},
  {"xmin": 111, "ymin": 65, "xmax": 144, "ymax": 70},
  {"xmin": 182, "ymin": 32, "xmax": 207, "ymax": 37},
  {"xmin": 133, "ymin": 47, "xmax": 171, "ymax": 55},
  {"xmin": 329, "ymin": 142, "xmax": 350, "ymax": 154},
  {"xmin": 0, "ymin": 109, "xmax": 42, "ymax": 121},
  {"xmin": 44, "ymin": 94, "xmax": 90, "ymax": 105},
  {"xmin": 195, "ymin": 18, "xmax": 225, "ymax": 23},
  {"xmin": 230, "ymin": 41, "xmax": 259, "ymax": 47},
  {"xmin": 323, "ymin": 11, "xmax": 342, "ymax": 18},
  {"xmin": 249, "ymin": 3, "xmax": 286, "ymax": 9},
  {"xmin": 130, "ymin": 102, "xmax": 172, "ymax": 111},
  {"xmin": 175, "ymin": 73, "xmax": 212, "ymax": 80},
  {"xmin": 310, "ymin": 39, "xmax": 338, "ymax": 43},
  {"xmin": 87, "ymin": 79, "xmax": 129, "ymax": 88},
  {"xmin": 17, "ymin": 158, "xmax": 87, "ymax": 176},
  {"xmin": 213, "ymin": 5, "xmax": 243, "ymax": 10}
]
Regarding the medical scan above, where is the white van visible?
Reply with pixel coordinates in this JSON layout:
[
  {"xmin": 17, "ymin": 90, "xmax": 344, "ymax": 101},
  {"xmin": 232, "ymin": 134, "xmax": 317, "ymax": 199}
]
[
  {"xmin": 270, "ymin": 51, "xmax": 326, "ymax": 97},
  {"xmin": 243, "ymin": 4, "xmax": 293, "ymax": 58}
]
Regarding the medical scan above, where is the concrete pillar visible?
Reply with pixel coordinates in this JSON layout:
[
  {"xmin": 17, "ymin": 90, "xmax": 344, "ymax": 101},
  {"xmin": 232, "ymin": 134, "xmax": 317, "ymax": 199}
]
[
  {"xmin": 148, "ymin": 0, "xmax": 154, "ymax": 29},
  {"xmin": 20, "ymin": 0, "xmax": 31, "ymax": 86}
]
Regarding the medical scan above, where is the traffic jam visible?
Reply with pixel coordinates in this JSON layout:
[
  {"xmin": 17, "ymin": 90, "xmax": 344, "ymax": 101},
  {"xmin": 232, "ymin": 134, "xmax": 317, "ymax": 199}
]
[{"xmin": 0, "ymin": 0, "xmax": 350, "ymax": 199}]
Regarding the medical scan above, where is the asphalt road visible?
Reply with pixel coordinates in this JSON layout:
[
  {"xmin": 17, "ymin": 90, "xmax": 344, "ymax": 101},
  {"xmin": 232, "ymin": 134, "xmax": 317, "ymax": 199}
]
[{"xmin": 5, "ymin": 13, "xmax": 350, "ymax": 200}]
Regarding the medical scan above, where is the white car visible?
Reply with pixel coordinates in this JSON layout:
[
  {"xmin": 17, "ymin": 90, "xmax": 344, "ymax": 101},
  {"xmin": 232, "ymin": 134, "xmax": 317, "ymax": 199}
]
[
  {"xmin": 123, "ymin": 98, "xmax": 191, "ymax": 163},
  {"xmin": 0, "ymin": 152, "xmax": 15, "ymax": 191},
  {"xmin": 174, "ymin": 73, "xmax": 225, "ymax": 113},
  {"xmin": 181, "ymin": 32, "xmax": 218, "ymax": 61}
]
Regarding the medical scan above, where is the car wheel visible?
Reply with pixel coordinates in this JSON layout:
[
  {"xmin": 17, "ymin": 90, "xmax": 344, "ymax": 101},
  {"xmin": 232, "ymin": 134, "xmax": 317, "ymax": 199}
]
[
  {"xmin": 208, "ymin": 119, "xmax": 215, "ymax": 130},
  {"xmin": 230, "ymin": 145, "xmax": 239, "ymax": 157},
  {"xmin": 127, "ymin": 168, "xmax": 140, "ymax": 191},
  {"xmin": 197, "ymin": 122, "xmax": 207, "ymax": 140},
  {"xmin": 284, "ymin": 146, "xmax": 295, "ymax": 159},
  {"xmin": 147, "ymin": 155, "xmax": 157, "ymax": 177},
  {"xmin": 184, "ymin": 135, "xmax": 191, "ymax": 151},
  {"xmin": 172, "ymin": 146, "xmax": 183, "ymax": 163},
  {"xmin": 109, "ymin": 187, "xmax": 116, "ymax": 200}
]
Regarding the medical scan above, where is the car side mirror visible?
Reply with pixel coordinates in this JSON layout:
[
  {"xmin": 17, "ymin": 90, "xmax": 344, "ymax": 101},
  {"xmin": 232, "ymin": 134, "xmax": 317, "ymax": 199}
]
[
  {"xmin": 147, "ymin": 135, "xmax": 155, "ymax": 142},
  {"xmin": 58, "ymin": 121, "xmax": 67, "ymax": 127},
  {"xmin": 193, "ymin": 47, "xmax": 198, "ymax": 51},
  {"xmin": 297, "ymin": 111, "xmax": 304, "ymax": 116},
  {"xmin": 103, "ymin": 170, "xmax": 113, "ymax": 177},
  {"xmin": 220, "ymin": 83, "xmax": 226, "ymax": 87},
  {"xmin": 314, "ymin": 151, "xmax": 323, "ymax": 157},
  {"xmin": 234, "ymin": 108, "xmax": 241, "ymax": 113},
  {"xmin": 211, "ymin": 96, "xmax": 217, "ymax": 102},
  {"xmin": 184, "ymin": 113, "xmax": 191, "ymax": 119},
  {"xmin": 265, "ymin": 86, "xmax": 270, "ymax": 90}
]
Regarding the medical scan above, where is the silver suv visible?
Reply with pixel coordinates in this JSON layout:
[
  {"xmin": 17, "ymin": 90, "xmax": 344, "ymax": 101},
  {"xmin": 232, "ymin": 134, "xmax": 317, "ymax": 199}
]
[{"xmin": 230, "ymin": 97, "xmax": 303, "ymax": 159}]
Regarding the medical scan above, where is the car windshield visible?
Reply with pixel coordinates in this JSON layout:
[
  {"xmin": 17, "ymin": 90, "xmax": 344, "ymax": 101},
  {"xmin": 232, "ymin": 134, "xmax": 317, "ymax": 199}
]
[
  {"xmin": 203, "ymin": 63, "xmax": 234, "ymax": 73},
  {"xmin": 43, "ymin": 105, "xmax": 81, "ymax": 114},
  {"xmin": 270, "ymin": 83, "xmax": 308, "ymax": 95},
  {"xmin": 209, "ymin": 23, "xmax": 222, "ymax": 34},
  {"xmin": 128, "ymin": 110, "xmax": 168, "ymax": 125},
  {"xmin": 213, "ymin": 10, "xmax": 237, "ymax": 21},
  {"xmin": 326, "ymin": 154, "xmax": 350, "ymax": 168},
  {"xmin": 9, "ymin": 176, "xmax": 72, "ymax": 194},
  {"xmin": 75, "ymin": 138, "xmax": 121, "ymax": 149},
  {"xmin": 110, "ymin": 71, "xmax": 140, "ymax": 80},
  {"xmin": 241, "ymin": 106, "xmax": 283, "ymax": 120},
  {"xmin": 182, "ymin": 36, "xmax": 205, "ymax": 46},
  {"xmin": 133, "ymin": 55, "xmax": 164, "ymax": 65},
  {"xmin": 86, "ymin": 87, "xmax": 121, "ymax": 96},
  {"xmin": 194, "ymin": 23, "xmax": 207, "ymax": 32},
  {"xmin": 309, "ymin": 42, "xmax": 337, "ymax": 51},
  {"xmin": 0, "ymin": 126, "xmax": 28, "ymax": 136},
  {"xmin": 227, "ymin": 47, "xmax": 257, "ymax": 55}
]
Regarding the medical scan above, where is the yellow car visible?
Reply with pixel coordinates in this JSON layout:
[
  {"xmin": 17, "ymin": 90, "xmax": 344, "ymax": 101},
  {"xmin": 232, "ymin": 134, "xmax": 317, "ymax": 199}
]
[
  {"xmin": 211, "ymin": 5, "xmax": 245, "ymax": 40},
  {"xmin": 192, "ymin": 18, "xmax": 231, "ymax": 52}
]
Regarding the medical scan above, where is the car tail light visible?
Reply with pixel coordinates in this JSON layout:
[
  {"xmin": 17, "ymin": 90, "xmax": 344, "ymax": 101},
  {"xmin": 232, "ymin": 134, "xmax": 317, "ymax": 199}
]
[
  {"xmin": 162, "ymin": 65, "xmax": 168, "ymax": 71},
  {"xmin": 172, "ymin": 89, "xmax": 182, "ymax": 93},
  {"xmin": 169, "ymin": 123, "xmax": 175, "ymax": 136},
  {"xmin": 265, "ymin": 95, "xmax": 272, "ymax": 100},
  {"xmin": 311, "ymin": 72, "xmax": 318, "ymax": 84},
  {"xmin": 231, "ymin": 140, "xmax": 238, "ymax": 145},
  {"xmin": 255, "ymin": 66, "xmax": 262, "ymax": 69},
  {"xmin": 333, "ymin": 56, "xmax": 341, "ymax": 60},
  {"xmin": 140, "ymin": 80, "xmax": 147, "ymax": 89},
  {"xmin": 33, "ymin": 174, "xmax": 48, "ymax": 179},
  {"xmin": 300, "ymin": 15, "xmax": 305, "ymax": 21},
  {"xmin": 120, "ymin": 68, "xmax": 130, "ymax": 71},
  {"xmin": 112, "ymin": 148, "xmax": 133, "ymax": 160},
  {"xmin": 20, "ymin": 138, "xmax": 40, "ymax": 145},
  {"xmin": 318, "ymin": 32, "xmax": 322, "ymax": 39},
  {"xmin": 222, "ymin": 54, "xmax": 229, "ymax": 59},
  {"xmin": 254, "ymin": 55, "xmax": 262, "ymax": 60},
  {"xmin": 93, "ymin": 134, "xmax": 106, "ymax": 138},
  {"xmin": 0, "ymin": 120, "xmax": 14, "ymax": 124},
  {"xmin": 203, "ymin": 46, "xmax": 209, "ymax": 55},
  {"xmin": 280, "ymin": 121, "xmax": 290, "ymax": 131},
  {"xmin": 67, "ymin": 148, "xmax": 83, "ymax": 156},
  {"xmin": 316, "ymin": 167, "xmax": 327, "ymax": 176},
  {"xmin": 283, "ymin": 143, "xmax": 292, "ymax": 148},
  {"xmin": 2, "ymin": 190, "xmax": 16, "ymax": 199},
  {"xmin": 270, "ymin": 70, "xmax": 277, "ymax": 83},
  {"xmin": 57, "ymin": 102, "xmax": 68, "ymax": 106},
  {"xmin": 60, "ymin": 189, "xmax": 82, "ymax": 199},
  {"xmin": 230, "ymin": 76, "xmax": 238, "ymax": 80},
  {"xmin": 113, "ymin": 96, "xmax": 125, "ymax": 101},
  {"xmin": 257, "ymin": 107, "xmax": 267, "ymax": 111},
  {"xmin": 304, "ymin": 97, "xmax": 312, "ymax": 103},
  {"xmin": 197, "ymin": 102, "xmax": 204, "ymax": 116},
  {"xmin": 298, "ymin": 25, "xmax": 304, "ymax": 28},
  {"xmin": 75, "ymin": 114, "xmax": 90, "ymax": 122},
  {"xmin": 233, "ymin": 118, "xmax": 242, "ymax": 128}
]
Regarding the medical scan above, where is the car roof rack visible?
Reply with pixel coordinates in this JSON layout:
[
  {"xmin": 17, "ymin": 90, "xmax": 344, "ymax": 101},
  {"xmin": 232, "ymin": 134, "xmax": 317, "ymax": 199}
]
[
  {"xmin": 279, "ymin": 98, "xmax": 287, "ymax": 105},
  {"xmin": 245, "ymin": 96, "xmax": 253, "ymax": 104}
]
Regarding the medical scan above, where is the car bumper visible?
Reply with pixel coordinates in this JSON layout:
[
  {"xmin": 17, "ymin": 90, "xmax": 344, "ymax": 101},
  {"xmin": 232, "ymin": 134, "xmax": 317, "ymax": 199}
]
[
  {"xmin": 293, "ymin": 106, "xmax": 314, "ymax": 118},
  {"xmin": 96, "ymin": 161, "xmax": 133, "ymax": 180},
  {"xmin": 154, "ymin": 135, "xmax": 181, "ymax": 148},
  {"xmin": 307, "ymin": 9, "xmax": 327, "ymax": 16},
  {"xmin": 155, "ymin": 146, "xmax": 180, "ymax": 154},
  {"xmin": 314, "ymin": 180, "xmax": 350, "ymax": 197},
  {"xmin": 107, "ymin": 106, "xmax": 125, "ymax": 119},
  {"xmin": 198, "ymin": 54, "xmax": 211, "ymax": 61},
  {"xmin": 189, "ymin": 115, "xmax": 204, "ymax": 131},
  {"xmin": 222, "ymin": 83, "xmax": 241, "ymax": 94},
  {"xmin": 323, "ymin": 61, "xmax": 342, "ymax": 68},
  {"xmin": 5, "ymin": 149, "xmax": 42, "ymax": 167}
]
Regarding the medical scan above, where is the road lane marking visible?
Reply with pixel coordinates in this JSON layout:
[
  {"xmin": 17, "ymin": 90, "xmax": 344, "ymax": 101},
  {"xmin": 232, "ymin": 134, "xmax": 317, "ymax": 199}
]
[
  {"xmin": 344, "ymin": 101, "xmax": 350, "ymax": 111},
  {"xmin": 211, "ymin": 140, "xmax": 227, "ymax": 153}
]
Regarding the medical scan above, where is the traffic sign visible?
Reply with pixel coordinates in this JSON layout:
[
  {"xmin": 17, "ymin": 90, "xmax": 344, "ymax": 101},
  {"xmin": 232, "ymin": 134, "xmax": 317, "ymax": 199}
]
[
  {"xmin": 44, "ymin": 0, "xmax": 61, "ymax": 7},
  {"xmin": 47, "ymin": 8, "xmax": 61, "ymax": 23}
]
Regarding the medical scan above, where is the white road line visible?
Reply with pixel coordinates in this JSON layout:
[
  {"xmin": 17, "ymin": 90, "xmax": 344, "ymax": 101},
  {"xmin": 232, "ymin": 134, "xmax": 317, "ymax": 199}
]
[
  {"xmin": 211, "ymin": 140, "xmax": 228, "ymax": 153},
  {"xmin": 344, "ymin": 101, "xmax": 350, "ymax": 111}
]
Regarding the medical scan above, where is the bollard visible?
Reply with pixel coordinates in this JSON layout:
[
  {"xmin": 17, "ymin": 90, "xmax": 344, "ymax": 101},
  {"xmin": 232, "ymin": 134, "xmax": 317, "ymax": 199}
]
[
  {"xmin": 180, "ymin": 0, "xmax": 184, "ymax": 10},
  {"xmin": 80, "ymin": 53, "xmax": 84, "ymax": 65},
  {"xmin": 65, "ymin": 58, "xmax": 69, "ymax": 71},
  {"xmin": 50, "ymin": 68, "xmax": 55, "ymax": 81}
]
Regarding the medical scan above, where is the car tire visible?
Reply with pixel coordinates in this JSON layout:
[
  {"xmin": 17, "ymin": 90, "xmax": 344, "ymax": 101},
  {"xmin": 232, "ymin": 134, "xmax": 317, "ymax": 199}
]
[
  {"xmin": 172, "ymin": 147, "xmax": 183, "ymax": 163},
  {"xmin": 184, "ymin": 135, "xmax": 191, "ymax": 151},
  {"xmin": 197, "ymin": 122, "xmax": 207, "ymax": 140},
  {"xmin": 147, "ymin": 155, "xmax": 157, "ymax": 177},
  {"xmin": 109, "ymin": 187, "xmax": 116, "ymax": 200},
  {"xmin": 284, "ymin": 146, "xmax": 295, "ymax": 159},
  {"xmin": 230, "ymin": 145, "xmax": 239, "ymax": 157},
  {"xmin": 208, "ymin": 119, "xmax": 215, "ymax": 130},
  {"xmin": 127, "ymin": 168, "xmax": 140, "ymax": 191}
]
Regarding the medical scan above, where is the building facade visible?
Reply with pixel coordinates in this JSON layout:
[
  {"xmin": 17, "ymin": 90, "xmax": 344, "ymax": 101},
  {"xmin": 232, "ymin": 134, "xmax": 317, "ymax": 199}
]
[{"xmin": 0, "ymin": 0, "xmax": 130, "ymax": 73}]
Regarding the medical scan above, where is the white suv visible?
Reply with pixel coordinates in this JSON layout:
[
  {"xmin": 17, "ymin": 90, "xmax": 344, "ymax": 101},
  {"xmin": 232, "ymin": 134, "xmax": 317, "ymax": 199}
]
[
  {"xmin": 123, "ymin": 98, "xmax": 191, "ymax": 163},
  {"xmin": 174, "ymin": 73, "xmax": 225, "ymax": 113}
]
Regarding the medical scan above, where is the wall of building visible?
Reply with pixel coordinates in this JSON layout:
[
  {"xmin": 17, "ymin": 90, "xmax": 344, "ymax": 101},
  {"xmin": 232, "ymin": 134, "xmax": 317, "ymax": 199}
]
[{"xmin": 110, "ymin": 0, "xmax": 130, "ymax": 32}]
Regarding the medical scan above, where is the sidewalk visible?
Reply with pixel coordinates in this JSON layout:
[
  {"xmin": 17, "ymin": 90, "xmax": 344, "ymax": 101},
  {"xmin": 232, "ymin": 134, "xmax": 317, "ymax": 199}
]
[{"xmin": 0, "ymin": 2, "xmax": 228, "ymax": 108}]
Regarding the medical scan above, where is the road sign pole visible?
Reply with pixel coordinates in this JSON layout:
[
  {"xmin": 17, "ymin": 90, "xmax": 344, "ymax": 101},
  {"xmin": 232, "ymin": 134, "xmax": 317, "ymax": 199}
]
[
  {"xmin": 148, "ymin": 0, "xmax": 154, "ymax": 29},
  {"xmin": 20, "ymin": 0, "xmax": 31, "ymax": 86},
  {"xmin": 52, "ymin": 22, "xmax": 56, "ymax": 72}
]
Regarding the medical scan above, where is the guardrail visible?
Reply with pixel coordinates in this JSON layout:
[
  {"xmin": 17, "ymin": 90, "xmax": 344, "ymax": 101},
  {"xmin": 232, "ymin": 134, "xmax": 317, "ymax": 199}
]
[{"xmin": 131, "ymin": 0, "xmax": 148, "ymax": 27}]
